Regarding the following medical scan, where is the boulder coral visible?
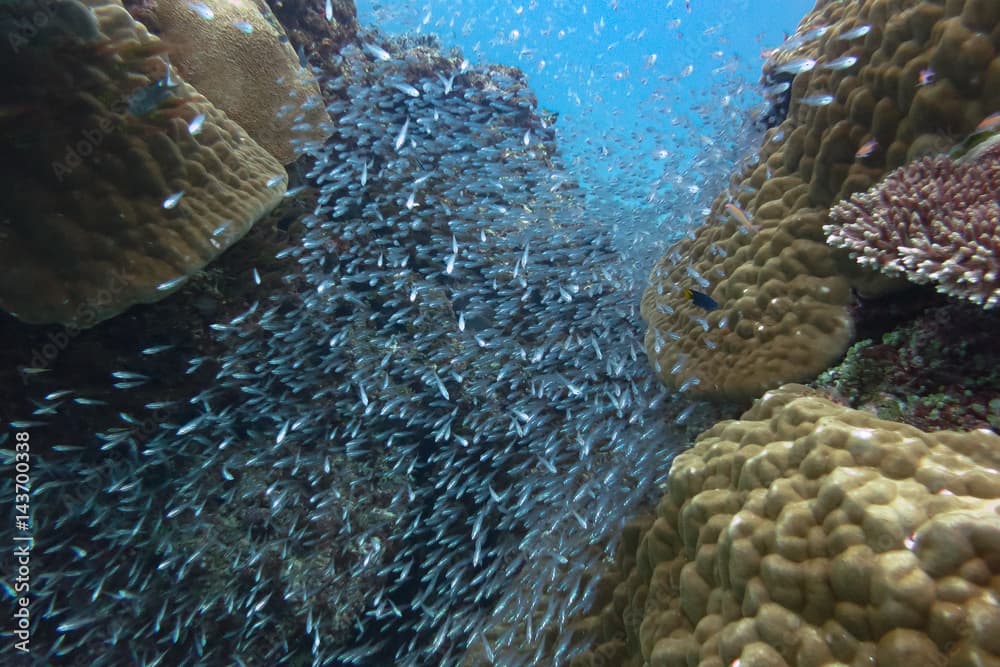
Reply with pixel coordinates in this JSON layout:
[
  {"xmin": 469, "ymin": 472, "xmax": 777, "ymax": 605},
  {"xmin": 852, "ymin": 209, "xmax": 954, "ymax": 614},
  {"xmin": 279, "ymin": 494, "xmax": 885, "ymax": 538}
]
[
  {"xmin": 136, "ymin": 0, "xmax": 333, "ymax": 164},
  {"xmin": 642, "ymin": 0, "xmax": 1000, "ymax": 401},
  {"xmin": 571, "ymin": 384, "xmax": 1000, "ymax": 667},
  {"xmin": 0, "ymin": 0, "xmax": 286, "ymax": 327}
]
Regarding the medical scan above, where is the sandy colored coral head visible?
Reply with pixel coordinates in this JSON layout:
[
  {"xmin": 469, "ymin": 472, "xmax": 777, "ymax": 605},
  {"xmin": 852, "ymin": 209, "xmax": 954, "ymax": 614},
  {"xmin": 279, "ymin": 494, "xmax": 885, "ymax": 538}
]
[
  {"xmin": 147, "ymin": 0, "xmax": 333, "ymax": 164},
  {"xmin": 573, "ymin": 383, "xmax": 1000, "ymax": 667},
  {"xmin": 642, "ymin": 0, "xmax": 1000, "ymax": 401},
  {"xmin": 0, "ymin": 0, "xmax": 286, "ymax": 327}
]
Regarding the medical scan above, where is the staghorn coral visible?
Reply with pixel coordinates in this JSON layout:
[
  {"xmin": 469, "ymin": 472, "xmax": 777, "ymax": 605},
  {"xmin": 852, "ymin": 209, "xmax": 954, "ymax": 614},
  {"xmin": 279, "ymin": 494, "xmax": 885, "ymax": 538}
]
[
  {"xmin": 642, "ymin": 0, "xmax": 1000, "ymax": 401},
  {"xmin": 573, "ymin": 383, "xmax": 1000, "ymax": 667},
  {"xmin": 145, "ymin": 0, "xmax": 333, "ymax": 164},
  {"xmin": 0, "ymin": 0, "xmax": 286, "ymax": 327},
  {"xmin": 826, "ymin": 133, "xmax": 1000, "ymax": 309}
]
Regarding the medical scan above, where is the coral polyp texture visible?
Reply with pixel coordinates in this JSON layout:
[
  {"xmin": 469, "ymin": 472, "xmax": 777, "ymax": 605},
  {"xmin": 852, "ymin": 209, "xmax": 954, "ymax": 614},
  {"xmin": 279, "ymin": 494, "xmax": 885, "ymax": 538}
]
[
  {"xmin": 641, "ymin": 0, "xmax": 1000, "ymax": 401},
  {"xmin": 0, "ymin": 0, "xmax": 286, "ymax": 327},
  {"xmin": 140, "ymin": 0, "xmax": 334, "ymax": 164},
  {"xmin": 572, "ymin": 383, "xmax": 1000, "ymax": 667},
  {"xmin": 827, "ymin": 135, "xmax": 1000, "ymax": 309}
]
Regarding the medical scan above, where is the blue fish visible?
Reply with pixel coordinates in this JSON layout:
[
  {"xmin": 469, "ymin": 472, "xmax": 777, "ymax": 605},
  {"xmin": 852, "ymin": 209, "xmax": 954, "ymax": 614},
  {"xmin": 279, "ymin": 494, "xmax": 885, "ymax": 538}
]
[
  {"xmin": 683, "ymin": 288, "xmax": 719, "ymax": 311},
  {"xmin": 127, "ymin": 65, "xmax": 180, "ymax": 116}
]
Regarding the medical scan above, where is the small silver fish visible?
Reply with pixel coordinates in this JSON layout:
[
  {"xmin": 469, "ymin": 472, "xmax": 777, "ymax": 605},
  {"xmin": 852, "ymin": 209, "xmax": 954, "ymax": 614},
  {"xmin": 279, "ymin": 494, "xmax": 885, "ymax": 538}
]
[
  {"xmin": 395, "ymin": 116, "xmax": 410, "ymax": 151},
  {"xmin": 820, "ymin": 55, "xmax": 858, "ymax": 70},
  {"xmin": 112, "ymin": 371, "xmax": 150, "ymax": 381},
  {"xmin": 114, "ymin": 381, "xmax": 147, "ymax": 390},
  {"xmin": 231, "ymin": 19, "xmax": 253, "ymax": 34},
  {"xmin": 162, "ymin": 191, "xmax": 184, "ymax": 209},
  {"xmin": 800, "ymin": 93, "xmax": 834, "ymax": 106},
  {"xmin": 186, "ymin": 1, "xmax": 214, "ymax": 20},
  {"xmin": 45, "ymin": 390, "xmax": 73, "ymax": 400},
  {"xmin": 324, "ymin": 0, "xmax": 332, "ymax": 21},
  {"xmin": 364, "ymin": 43, "xmax": 392, "ymax": 61},
  {"xmin": 783, "ymin": 25, "xmax": 828, "ymax": 50},
  {"xmin": 763, "ymin": 81, "xmax": 790, "ymax": 96},
  {"xmin": 837, "ymin": 24, "xmax": 872, "ymax": 40},
  {"xmin": 774, "ymin": 57, "xmax": 816, "ymax": 75},
  {"xmin": 156, "ymin": 276, "xmax": 187, "ymax": 292},
  {"xmin": 73, "ymin": 397, "xmax": 108, "ymax": 406},
  {"xmin": 393, "ymin": 82, "xmax": 420, "ymax": 98},
  {"xmin": 187, "ymin": 113, "xmax": 205, "ymax": 135}
]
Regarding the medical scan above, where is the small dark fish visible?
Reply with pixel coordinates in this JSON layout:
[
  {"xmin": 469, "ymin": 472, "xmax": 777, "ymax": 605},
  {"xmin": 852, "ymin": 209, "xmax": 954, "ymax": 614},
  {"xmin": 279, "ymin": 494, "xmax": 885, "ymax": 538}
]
[
  {"xmin": 683, "ymin": 288, "xmax": 719, "ymax": 311},
  {"xmin": 128, "ymin": 66, "xmax": 180, "ymax": 116}
]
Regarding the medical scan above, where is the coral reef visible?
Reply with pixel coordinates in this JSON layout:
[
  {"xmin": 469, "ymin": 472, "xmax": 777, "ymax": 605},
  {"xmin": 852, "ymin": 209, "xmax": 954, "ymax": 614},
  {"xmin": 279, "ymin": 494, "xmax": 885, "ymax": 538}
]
[
  {"xmin": 0, "ymin": 0, "xmax": 286, "ymax": 327},
  {"xmin": 827, "ymin": 133, "xmax": 1000, "ymax": 309},
  {"xmin": 815, "ymin": 299, "xmax": 1000, "ymax": 433},
  {"xmin": 0, "ymin": 182, "xmax": 408, "ymax": 664},
  {"xmin": 0, "ymin": 25, "xmax": 699, "ymax": 667},
  {"xmin": 571, "ymin": 383, "xmax": 1000, "ymax": 667},
  {"xmin": 642, "ymin": 0, "xmax": 1000, "ymax": 401},
  {"xmin": 263, "ymin": 0, "xmax": 359, "ymax": 82},
  {"xmin": 135, "ymin": 0, "xmax": 333, "ymax": 163},
  {"xmin": 4, "ymin": 1, "xmax": 997, "ymax": 666}
]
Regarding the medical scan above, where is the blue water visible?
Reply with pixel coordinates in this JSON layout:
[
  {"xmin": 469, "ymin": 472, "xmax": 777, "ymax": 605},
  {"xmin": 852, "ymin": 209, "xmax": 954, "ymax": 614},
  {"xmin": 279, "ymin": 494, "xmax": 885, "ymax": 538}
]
[{"xmin": 358, "ymin": 0, "xmax": 813, "ymax": 192}]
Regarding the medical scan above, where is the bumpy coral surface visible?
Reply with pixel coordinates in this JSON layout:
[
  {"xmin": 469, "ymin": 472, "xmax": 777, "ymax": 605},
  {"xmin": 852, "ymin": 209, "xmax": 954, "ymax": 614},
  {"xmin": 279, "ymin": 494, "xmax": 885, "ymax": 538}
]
[
  {"xmin": 642, "ymin": 0, "xmax": 1000, "ymax": 400},
  {"xmin": 827, "ymin": 134, "xmax": 1000, "ymax": 309},
  {"xmin": 0, "ymin": 0, "xmax": 286, "ymax": 327},
  {"xmin": 141, "ymin": 0, "xmax": 333, "ymax": 163},
  {"xmin": 573, "ymin": 384, "xmax": 1000, "ymax": 667}
]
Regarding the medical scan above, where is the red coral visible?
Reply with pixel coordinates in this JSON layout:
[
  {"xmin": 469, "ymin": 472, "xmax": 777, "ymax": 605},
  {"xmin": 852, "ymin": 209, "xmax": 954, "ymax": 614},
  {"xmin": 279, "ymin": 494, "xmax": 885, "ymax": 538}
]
[{"xmin": 825, "ymin": 137, "xmax": 1000, "ymax": 309}]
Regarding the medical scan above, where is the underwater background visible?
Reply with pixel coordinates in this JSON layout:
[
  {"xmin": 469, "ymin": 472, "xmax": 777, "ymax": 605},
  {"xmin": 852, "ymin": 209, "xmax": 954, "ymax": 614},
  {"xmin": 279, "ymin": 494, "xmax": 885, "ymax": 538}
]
[{"xmin": 1, "ymin": 0, "xmax": 999, "ymax": 666}]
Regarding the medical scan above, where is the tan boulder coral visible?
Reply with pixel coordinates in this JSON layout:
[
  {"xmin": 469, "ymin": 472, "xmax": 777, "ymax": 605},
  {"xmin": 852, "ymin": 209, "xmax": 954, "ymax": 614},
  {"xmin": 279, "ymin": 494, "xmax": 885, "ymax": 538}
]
[
  {"xmin": 572, "ymin": 384, "xmax": 1000, "ymax": 667},
  {"xmin": 0, "ymin": 0, "xmax": 286, "ymax": 327},
  {"xmin": 642, "ymin": 0, "xmax": 1000, "ymax": 401},
  {"xmin": 145, "ymin": 0, "xmax": 332, "ymax": 164}
]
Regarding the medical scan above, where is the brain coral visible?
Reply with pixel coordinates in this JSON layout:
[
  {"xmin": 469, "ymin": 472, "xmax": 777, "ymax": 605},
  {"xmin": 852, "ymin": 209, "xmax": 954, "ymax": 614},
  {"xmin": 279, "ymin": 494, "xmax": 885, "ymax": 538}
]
[
  {"xmin": 572, "ymin": 383, "xmax": 1000, "ymax": 667},
  {"xmin": 0, "ymin": 0, "xmax": 287, "ymax": 327},
  {"xmin": 827, "ymin": 133, "xmax": 1000, "ymax": 309},
  {"xmin": 642, "ymin": 0, "xmax": 1000, "ymax": 401}
]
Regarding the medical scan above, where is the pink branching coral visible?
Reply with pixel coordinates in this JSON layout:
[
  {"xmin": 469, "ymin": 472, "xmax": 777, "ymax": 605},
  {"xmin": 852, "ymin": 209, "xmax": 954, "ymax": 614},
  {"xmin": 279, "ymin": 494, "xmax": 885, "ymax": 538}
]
[{"xmin": 826, "ymin": 137, "xmax": 1000, "ymax": 309}]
